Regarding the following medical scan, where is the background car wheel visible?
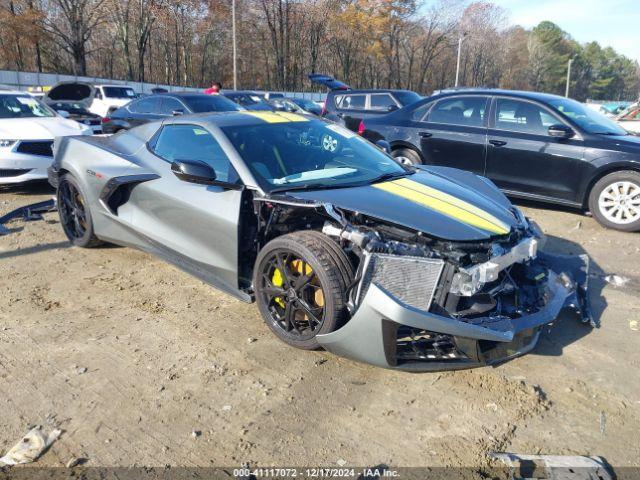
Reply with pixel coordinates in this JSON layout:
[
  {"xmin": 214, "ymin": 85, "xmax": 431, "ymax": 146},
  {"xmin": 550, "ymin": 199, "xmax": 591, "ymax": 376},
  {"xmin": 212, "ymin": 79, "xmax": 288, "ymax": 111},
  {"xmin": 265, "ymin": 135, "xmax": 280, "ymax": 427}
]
[
  {"xmin": 253, "ymin": 231, "xmax": 352, "ymax": 350},
  {"xmin": 392, "ymin": 148, "xmax": 422, "ymax": 166},
  {"xmin": 589, "ymin": 171, "xmax": 640, "ymax": 232},
  {"xmin": 57, "ymin": 174, "xmax": 103, "ymax": 247}
]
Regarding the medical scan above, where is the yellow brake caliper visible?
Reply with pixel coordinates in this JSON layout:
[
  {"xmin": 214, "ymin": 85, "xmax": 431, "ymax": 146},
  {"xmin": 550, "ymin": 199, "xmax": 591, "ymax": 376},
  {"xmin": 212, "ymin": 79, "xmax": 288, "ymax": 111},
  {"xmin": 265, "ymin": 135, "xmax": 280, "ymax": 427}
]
[
  {"xmin": 291, "ymin": 260, "xmax": 324, "ymax": 309},
  {"xmin": 272, "ymin": 267, "xmax": 285, "ymax": 308}
]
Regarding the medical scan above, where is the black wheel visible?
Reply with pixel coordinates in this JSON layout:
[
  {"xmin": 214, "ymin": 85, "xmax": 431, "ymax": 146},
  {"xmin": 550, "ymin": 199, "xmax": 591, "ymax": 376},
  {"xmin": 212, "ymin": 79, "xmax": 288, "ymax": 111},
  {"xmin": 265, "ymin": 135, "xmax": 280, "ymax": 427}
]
[
  {"xmin": 57, "ymin": 174, "xmax": 103, "ymax": 247},
  {"xmin": 588, "ymin": 171, "xmax": 640, "ymax": 232},
  {"xmin": 392, "ymin": 147, "xmax": 422, "ymax": 166},
  {"xmin": 253, "ymin": 231, "xmax": 352, "ymax": 350}
]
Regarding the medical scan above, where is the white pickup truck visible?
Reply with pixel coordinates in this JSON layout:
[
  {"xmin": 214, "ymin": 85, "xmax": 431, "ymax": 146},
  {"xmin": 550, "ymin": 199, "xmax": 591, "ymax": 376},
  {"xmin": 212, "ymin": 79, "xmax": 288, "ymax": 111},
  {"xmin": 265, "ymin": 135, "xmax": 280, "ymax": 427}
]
[{"xmin": 44, "ymin": 82, "xmax": 138, "ymax": 118}]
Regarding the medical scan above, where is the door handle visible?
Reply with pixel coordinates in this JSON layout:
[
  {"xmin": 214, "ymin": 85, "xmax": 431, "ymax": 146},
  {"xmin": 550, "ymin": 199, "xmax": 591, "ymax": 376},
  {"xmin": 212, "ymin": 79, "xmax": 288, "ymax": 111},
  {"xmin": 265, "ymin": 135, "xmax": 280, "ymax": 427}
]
[
  {"xmin": 489, "ymin": 139, "xmax": 507, "ymax": 147},
  {"xmin": 419, "ymin": 131, "xmax": 432, "ymax": 138}
]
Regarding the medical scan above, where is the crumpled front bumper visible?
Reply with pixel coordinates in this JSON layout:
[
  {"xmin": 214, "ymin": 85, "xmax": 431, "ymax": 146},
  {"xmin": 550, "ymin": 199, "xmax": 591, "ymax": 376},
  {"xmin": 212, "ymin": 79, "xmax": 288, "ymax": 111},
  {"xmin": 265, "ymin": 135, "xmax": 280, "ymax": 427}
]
[{"xmin": 317, "ymin": 253, "xmax": 592, "ymax": 372}]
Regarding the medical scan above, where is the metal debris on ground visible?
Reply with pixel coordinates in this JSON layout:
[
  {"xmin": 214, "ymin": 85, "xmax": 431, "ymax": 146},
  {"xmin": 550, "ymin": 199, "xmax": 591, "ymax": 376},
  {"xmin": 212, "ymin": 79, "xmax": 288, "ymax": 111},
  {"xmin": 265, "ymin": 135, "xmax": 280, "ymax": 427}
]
[
  {"xmin": 491, "ymin": 452, "xmax": 613, "ymax": 480},
  {"xmin": 603, "ymin": 274, "xmax": 630, "ymax": 287},
  {"xmin": 0, "ymin": 198, "xmax": 57, "ymax": 236},
  {"xmin": 0, "ymin": 427, "xmax": 62, "ymax": 465}
]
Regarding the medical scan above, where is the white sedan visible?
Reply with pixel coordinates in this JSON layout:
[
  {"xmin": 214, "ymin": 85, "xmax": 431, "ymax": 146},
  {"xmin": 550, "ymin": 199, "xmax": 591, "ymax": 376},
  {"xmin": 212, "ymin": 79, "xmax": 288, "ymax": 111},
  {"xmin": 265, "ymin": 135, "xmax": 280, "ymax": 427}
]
[{"xmin": 0, "ymin": 90, "xmax": 92, "ymax": 185}]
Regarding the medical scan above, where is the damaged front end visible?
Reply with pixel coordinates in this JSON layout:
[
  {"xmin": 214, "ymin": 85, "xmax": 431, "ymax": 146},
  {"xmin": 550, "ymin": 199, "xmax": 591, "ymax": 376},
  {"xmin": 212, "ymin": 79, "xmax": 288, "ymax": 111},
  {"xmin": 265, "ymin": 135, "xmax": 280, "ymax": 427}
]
[{"xmin": 315, "ymin": 209, "xmax": 593, "ymax": 372}]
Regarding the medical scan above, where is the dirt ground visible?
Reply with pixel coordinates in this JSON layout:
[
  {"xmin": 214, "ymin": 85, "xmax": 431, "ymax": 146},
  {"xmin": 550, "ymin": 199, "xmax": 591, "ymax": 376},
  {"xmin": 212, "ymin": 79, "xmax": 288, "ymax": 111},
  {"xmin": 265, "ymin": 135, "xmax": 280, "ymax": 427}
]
[{"xmin": 0, "ymin": 181, "xmax": 638, "ymax": 471}]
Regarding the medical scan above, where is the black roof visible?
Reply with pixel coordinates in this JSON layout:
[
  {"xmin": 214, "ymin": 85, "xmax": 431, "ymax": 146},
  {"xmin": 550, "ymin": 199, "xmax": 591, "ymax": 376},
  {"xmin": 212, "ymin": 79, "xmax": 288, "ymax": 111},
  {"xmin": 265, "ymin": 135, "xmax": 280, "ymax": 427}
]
[
  {"xmin": 328, "ymin": 89, "xmax": 416, "ymax": 95},
  {"xmin": 427, "ymin": 88, "xmax": 569, "ymax": 103},
  {"xmin": 151, "ymin": 91, "xmax": 211, "ymax": 99}
]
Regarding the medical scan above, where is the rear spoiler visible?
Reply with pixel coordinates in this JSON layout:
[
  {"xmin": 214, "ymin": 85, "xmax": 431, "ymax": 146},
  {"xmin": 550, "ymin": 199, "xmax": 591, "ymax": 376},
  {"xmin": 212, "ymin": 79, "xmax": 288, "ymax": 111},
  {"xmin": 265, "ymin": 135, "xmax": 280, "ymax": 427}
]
[{"xmin": 308, "ymin": 74, "xmax": 350, "ymax": 91}]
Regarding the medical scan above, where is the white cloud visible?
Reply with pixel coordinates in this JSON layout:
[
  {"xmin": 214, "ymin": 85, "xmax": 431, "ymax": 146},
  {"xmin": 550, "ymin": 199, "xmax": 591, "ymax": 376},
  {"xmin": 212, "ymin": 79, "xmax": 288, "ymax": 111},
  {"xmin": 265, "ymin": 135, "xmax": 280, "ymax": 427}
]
[{"xmin": 490, "ymin": 0, "xmax": 640, "ymax": 60}]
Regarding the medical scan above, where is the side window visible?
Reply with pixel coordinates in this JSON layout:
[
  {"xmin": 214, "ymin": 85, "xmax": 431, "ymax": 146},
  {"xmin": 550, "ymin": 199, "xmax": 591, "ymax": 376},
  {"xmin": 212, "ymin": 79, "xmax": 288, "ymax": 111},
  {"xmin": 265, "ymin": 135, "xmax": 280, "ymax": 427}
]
[
  {"xmin": 336, "ymin": 94, "xmax": 366, "ymax": 110},
  {"xmin": 410, "ymin": 102, "xmax": 432, "ymax": 121},
  {"xmin": 130, "ymin": 97, "xmax": 160, "ymax": 114},
  {"xmin": 159, "ymin": 97, "xmax": 184, "ymax": 115},
  {"xmin": 151, "ymin": 124, "xmax": 238, "ymax": 183},
  {"xmin": 495, "ymin": 99, "xmax": 558, "ymax": 135},
  {"xmin": 369, "ymin": 93, "xmax": 397, "ymax": 110},
  {"xmin": 427, "ymin": 96, "xmax": 488, "ymax": 127}
]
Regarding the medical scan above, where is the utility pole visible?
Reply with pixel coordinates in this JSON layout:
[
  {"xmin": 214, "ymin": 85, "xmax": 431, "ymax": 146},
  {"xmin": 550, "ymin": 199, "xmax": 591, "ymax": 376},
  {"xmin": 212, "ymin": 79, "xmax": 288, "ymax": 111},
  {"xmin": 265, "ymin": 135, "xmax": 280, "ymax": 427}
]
[
  {"xmin": 455, "ymin": 34, "xmax": 466, "ymax": 87},
  {"xmin": 565, "ymin": 58, "xmax": 573, "ymax": 98},
  {"xmin": 232, "ymin": 0, "xmax": 237, "ymax": 90}
]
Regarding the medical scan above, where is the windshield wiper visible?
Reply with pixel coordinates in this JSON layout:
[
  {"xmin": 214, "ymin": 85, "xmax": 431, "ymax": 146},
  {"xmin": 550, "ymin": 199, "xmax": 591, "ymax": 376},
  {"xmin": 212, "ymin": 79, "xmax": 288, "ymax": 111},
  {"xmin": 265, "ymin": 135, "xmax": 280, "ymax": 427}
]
[
  {"xmin": 269, "ymin": 183, "xmax": 349, "ymax": 194},
  {"xmin": 370, "ymin": 170, "xmax": 413, "ymax": 184}
]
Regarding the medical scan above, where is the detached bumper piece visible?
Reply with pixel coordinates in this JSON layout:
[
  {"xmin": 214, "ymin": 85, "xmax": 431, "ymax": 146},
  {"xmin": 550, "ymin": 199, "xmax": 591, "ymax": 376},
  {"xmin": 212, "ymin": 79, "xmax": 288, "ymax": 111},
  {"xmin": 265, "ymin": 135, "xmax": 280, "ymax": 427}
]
[
  {"xmin": 0, "ymin": 199, "xmax": 57, "ymax": 236},
  {"xmin": 317, "ymin": 252, "xmax": 592, "ymax": 372}
]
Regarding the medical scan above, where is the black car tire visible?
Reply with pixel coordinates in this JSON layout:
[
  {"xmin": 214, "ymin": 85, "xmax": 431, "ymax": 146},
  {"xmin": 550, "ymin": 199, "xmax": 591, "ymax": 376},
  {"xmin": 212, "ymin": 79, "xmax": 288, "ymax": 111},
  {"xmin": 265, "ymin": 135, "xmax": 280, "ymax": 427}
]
[
  {"xmin": 588, "ymin": 170, "xmax": 640, "ymax": 232},
  {"xmin": 57, "ymin": 174, "xmax": 103, "ymax": 248},
  {"xmin": 254, "ymin": 231, "xmax": 352, "ymax": 350},
  {"xmin": 392, "ymin": 147, "xmax": 422, "ymax": 165}
]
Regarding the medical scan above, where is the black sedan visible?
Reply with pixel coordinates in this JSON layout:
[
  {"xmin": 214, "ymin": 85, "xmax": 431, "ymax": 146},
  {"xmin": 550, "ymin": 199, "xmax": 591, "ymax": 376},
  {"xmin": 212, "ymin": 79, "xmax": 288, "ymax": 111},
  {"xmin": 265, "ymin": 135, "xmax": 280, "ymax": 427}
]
[
  {"xmin": 290, "ymin": 98, "xmax": 322, "ymax": 116},
  {"xmin": 102, "ymin": 92, "xmax": 241, "ymax": 133},
  {"xmin": 360, "ymin": 89, "xmax": 640, "ymax": 232},
  {"xmin": 221, "ymin": 91, "xmax": 275, "ymax": 111},
  {"xmin": 46, "ymin": 100, "xmax": 102, "ymax": 134}
]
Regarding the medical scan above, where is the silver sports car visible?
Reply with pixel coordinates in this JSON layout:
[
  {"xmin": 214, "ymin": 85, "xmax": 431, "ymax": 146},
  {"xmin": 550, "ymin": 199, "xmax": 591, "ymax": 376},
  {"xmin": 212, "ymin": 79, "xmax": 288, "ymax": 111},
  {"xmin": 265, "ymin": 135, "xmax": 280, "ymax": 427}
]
[{"xmin": 48, "ymin": 111, "xmax": 593, "ymax": 371}]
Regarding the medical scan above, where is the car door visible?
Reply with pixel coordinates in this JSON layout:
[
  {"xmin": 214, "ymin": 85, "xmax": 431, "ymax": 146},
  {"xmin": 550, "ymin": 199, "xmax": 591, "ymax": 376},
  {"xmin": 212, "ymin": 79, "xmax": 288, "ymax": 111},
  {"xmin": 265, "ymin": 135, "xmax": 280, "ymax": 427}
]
[
  {"xmin": 486, "ymin": 97, "xmax": 586, "ymax": 203},
  {"xmin": 127, "ymin": 96, "xmax": 163, "ymax": 127},
  {"xmin": 127, "ymin": 123, "xmax": 244, "ymax": 295},
  {"xmin": 416, "ymin": 95, "xmax": 490, "ymax": 175},
  {"xmin": 158, "ymin": 96, "xmax": 187, "ymax": 116},
  {"xmin": 369, "ymin": 93, "xmax": 401, "ymax": 114},
  {"xmin": 332, "ymin": 92, "xmax": 368, "ymax": 129}
]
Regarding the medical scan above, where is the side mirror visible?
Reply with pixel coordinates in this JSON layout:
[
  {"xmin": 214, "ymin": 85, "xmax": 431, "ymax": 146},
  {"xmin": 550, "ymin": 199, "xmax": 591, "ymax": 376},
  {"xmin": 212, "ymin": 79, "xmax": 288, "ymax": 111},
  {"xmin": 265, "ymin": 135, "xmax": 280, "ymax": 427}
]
[
  {"xmin": 172, "ymin": 109, "xmax": 184, "ymax": 116},
  {"xmin": 548, "ymin": 124, "xmax": 575, "ymax": 139},
  {"xmin": 171, "ymin": 160, "xmax": 217, "ymax": 185},
  {"xmin": 375, "ymin": 139, "xmax": 391, "ymax": 154},
  {"xmin": 58, "ymin": 110, "xmax": 70, "ymax": 118},
  {"xmin": 387, "ymin": 105, "xmax": 399, "ymax": 112}
]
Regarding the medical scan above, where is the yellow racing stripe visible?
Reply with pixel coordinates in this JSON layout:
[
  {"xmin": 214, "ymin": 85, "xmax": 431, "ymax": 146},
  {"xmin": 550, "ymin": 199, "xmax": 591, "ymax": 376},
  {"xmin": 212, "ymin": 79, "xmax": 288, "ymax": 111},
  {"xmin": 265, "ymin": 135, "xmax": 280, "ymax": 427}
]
[
  {"xmin": 240, "ymin": 111, "xmax": 308, "ymax": 123},
  {"xmin": 373, "ymin": 179, "xmax": 510, "ymax": 235}
]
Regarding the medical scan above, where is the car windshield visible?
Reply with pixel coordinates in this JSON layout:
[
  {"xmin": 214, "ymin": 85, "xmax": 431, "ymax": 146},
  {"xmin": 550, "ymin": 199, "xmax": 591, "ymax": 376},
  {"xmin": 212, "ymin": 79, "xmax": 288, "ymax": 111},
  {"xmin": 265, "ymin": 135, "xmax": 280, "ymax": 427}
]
[
  {"xmin": 182, "ymin": 95, "xmax": 241, "ymax": 113},
  {"xmin": 103, "ymin": 87, "xmax": 137, "ymax": 99},
  {"xmin": 0, "ymin": 95, "xmax": 55, "ymax": 119},
  {"xmin": 394, "ymin": 91, "xmax": 422, "ymax": 106},
  {"xmin": 294, "ymin": 99, "xmax": 317, "ymax": 109},
  {"xmin": 51, "ymin": 102, "xmax": 89, "ymax": 114},
  {"xmin": 221, "ymin": 116, "xmax": 409, "ymax": 192},
  {"xmin": 226, "ymin": 94, "xmax": 267, "ymax": 106},
  {"xmin": 547, "ymin": 97, "xmax": 627, "ymax": 135}
]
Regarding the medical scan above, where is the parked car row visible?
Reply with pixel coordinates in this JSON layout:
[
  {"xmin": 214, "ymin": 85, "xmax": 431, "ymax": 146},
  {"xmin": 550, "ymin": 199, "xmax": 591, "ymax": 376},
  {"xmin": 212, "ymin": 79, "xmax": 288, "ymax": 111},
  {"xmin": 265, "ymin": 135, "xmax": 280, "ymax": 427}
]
[
  {"xmin": 0, "ymin": 90, "xmax": 93, "ymax": 185},
  {"xmin": 352, "ymin": 89, "xmax": 640, "ymax": 231}
]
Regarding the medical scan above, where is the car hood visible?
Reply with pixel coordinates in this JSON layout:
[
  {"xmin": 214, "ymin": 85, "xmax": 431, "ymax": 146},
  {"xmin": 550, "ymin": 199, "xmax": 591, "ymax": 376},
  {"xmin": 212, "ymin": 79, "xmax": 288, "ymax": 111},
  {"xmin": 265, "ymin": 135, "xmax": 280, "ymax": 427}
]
[
  {"xmin": 0, "ymin": 117, "xmax": 89, "ymax": 139},
  {"xmin": 282, "ymin": 166, "xmax": 521, "ymax": 241}
]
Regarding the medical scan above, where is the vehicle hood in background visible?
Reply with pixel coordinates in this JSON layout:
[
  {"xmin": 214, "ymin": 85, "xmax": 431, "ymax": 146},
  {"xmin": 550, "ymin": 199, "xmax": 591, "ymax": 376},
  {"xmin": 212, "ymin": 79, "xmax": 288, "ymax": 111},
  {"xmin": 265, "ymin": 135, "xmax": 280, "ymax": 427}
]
[
  {"xmin": 0, "ymin": 117, "xmax": 90, "ymax": 140},
  {"xmin": 283, "ymin": 167, "xmax": 520, "ymax": 241},
  {"xmin": 308, "ymin": 74, "xmax": 350, "ymax": 91},
  {"xmin": 44, "ymin": 82, "xmax": 95, "ymax": 105}
]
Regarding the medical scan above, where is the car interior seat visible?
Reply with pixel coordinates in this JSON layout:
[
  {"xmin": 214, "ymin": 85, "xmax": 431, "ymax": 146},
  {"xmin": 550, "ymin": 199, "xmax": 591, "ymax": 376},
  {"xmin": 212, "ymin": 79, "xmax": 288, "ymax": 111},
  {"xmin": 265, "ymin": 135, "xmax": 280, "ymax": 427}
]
[{"xmin": 514, "ymin": 103, "xmax": 543, "ymax": 133}]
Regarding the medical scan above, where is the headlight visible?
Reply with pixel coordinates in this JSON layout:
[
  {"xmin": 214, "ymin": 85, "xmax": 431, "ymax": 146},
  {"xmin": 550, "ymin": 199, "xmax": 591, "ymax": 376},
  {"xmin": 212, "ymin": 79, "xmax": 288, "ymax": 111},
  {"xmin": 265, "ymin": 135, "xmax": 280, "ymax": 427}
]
[{"xmin": 0, "ymin": 140, "xmax": 16, "ymax": 148}]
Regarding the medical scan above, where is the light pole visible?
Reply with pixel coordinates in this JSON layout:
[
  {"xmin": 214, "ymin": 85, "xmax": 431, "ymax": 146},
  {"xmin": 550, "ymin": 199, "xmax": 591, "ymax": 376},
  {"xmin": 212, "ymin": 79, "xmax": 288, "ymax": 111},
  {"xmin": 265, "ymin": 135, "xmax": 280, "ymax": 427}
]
[
  {"xmin": 565, "ymin": 57, "xmax": 573, "ymax": 98},
  {"xmin": 455, "ymin": 34, "xmax": 466, "ymax": 87},
  {"xmin": 232, "ymin": 0, "xmax": 237, "ymax": 90}
]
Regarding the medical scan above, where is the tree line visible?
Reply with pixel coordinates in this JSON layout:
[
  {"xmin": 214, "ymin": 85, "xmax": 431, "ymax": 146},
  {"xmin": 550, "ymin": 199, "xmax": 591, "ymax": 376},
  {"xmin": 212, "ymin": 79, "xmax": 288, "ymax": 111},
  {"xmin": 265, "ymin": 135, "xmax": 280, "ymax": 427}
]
[{"xmin": 0, "ymin": 0, "xmax": 638, "ymax": 101}]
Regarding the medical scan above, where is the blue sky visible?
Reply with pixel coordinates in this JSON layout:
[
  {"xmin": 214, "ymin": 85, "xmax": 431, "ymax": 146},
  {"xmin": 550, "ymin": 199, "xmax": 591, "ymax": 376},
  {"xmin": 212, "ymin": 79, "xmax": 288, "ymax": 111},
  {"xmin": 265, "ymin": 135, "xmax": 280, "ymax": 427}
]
[{"xmin": 457, "ymin": 0, "xmax": 640, "ymax": 61}]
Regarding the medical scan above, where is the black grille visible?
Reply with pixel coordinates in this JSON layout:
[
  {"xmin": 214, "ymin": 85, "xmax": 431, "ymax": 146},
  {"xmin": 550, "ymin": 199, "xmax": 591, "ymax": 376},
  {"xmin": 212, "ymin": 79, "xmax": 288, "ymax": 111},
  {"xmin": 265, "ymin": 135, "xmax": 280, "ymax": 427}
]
[
  {"xmin": 0, "ymin": 169, "xmax": 32, "ymax": 177},
  {"xmin": 16, "ymin": 140, "xmax": 54, "ymax": 157}
]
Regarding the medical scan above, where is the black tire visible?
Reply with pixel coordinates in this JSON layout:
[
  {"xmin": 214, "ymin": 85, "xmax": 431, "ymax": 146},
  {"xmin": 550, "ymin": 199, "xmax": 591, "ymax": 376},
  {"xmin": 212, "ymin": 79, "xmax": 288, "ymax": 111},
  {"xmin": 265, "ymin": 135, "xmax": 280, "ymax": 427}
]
[
  {"xmin": 57, "ymin": 174, "xmax": 103, "ymax": 247},
  {"xmin": 588, "ymin": 170, "xmax": 640, "ymax": 232},
  {"xmin": 392, "ymin": 147, "xmax": 422, "ymax": 165},
  {"xmin": 253, "ymin": 231, "xmax": 352, "ymax": 350}
]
